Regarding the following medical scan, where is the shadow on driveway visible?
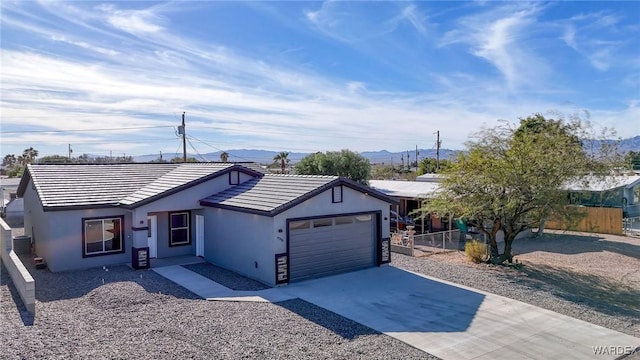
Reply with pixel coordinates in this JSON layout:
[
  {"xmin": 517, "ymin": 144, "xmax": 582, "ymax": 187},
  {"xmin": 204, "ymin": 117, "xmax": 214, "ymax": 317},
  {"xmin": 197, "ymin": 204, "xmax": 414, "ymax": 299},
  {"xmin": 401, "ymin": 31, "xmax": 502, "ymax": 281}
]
[{"xmin": 275, "ymin": 299, "xmax": 380, "ymax": 340}]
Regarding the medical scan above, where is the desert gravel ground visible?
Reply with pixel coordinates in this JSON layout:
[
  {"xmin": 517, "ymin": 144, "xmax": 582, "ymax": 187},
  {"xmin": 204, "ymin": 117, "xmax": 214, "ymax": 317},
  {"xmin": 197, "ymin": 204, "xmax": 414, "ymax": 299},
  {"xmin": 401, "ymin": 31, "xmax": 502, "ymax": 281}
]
[
  {"xmin": 0, "ymin": 261, "xmax": 435, "ymax": 360},
  {"xmin": 2, "ymin": 229, "xmax": 639, "ymax": 359}
]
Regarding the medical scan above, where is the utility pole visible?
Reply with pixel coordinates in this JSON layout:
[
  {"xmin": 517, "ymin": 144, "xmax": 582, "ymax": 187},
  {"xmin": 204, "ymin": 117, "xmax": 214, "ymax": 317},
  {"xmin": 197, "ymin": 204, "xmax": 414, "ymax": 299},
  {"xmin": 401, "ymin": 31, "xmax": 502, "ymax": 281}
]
[
  {"xmin": 435, "ymin": 130, "xmax": 441, "ymax": 170},
  {"xmin": 407, "ymin": 150, "xmax": 410, "ymax": 170},
  {"xmin": 68, "ymin": 144, "xmax": 72, "ymax": 161},
  {"xmin": 181, "ymin": 112, "xmax": 187, "ymax": 162},
  {"xmin": 415, "ymin": 145, "xmax": 419, "ymax": 168}
]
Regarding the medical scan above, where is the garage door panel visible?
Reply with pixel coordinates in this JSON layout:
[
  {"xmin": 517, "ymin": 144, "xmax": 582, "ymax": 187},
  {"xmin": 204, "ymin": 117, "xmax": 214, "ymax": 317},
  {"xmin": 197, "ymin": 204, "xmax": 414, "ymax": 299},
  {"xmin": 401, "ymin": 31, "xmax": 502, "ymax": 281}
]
[
  {"xmin": 290, "ymin": 240, "xmax": 373, "ymax": 256},
  {"xmin": 289, "ymin": 234, "xmax": 372, "ymax": 249},
  {"xmin": 290, "ymin": 234, "xmax": 372, "ymax": 254},
  {"xmin": 289, "ymin": 214, "xmax": 376, "ymax": 282},
  {"xmin": 291, "ymin": 246, "xmax": 374, "ymax": 264},
  {"xmin": 292, "ymin": 223, "xmax": 371, "ymax": 237}
]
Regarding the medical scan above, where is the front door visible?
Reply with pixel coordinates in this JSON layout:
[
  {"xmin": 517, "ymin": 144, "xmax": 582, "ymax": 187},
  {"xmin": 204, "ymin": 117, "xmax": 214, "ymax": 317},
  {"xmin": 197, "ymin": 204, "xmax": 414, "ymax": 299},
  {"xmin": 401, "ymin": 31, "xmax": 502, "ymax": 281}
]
[{"xmin": 147, "ymin": 215, "xmax": 157, "ymax": 258}]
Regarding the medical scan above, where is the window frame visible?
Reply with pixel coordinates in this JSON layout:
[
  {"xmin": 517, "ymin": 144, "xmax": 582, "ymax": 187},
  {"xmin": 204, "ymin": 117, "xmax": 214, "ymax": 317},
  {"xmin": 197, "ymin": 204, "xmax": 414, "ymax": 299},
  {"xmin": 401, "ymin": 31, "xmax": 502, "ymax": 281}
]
[
  {"xmin": 82, "ymin": 215, "xmax": 125, "ymax": 258},
  {"xmin": 169, "ymin": 211, "xmax": 191, "ymax": 247},
  {"xmin": 332, "ymin": 185, "xmax": 343, "ymax": 203},
  {"xmin": 229, "ymin": 171, "xmax": 240, "ymax": 185}
]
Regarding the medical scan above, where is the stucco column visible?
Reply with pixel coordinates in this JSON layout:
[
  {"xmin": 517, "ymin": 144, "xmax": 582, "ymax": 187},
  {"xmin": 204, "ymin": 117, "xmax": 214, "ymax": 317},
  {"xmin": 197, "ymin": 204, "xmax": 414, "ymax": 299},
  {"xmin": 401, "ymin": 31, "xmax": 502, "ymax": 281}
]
[{"xmin": 131, "ymin": 210, "xmax": 149, "ymax": 248}]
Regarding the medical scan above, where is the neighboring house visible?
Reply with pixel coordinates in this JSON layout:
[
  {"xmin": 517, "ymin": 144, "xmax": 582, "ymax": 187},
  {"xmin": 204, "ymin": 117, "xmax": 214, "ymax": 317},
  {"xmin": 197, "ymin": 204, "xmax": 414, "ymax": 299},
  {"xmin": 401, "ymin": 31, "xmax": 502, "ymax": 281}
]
[
  {"xmin": 565, "ymin": 175, "xmax": 640, "ymax": 219},
  {"xmin": 368, "ymin": 180, "xmax": 445, "ymax": 232},
  {"xmin": 415, "ymin": 173, "xmax": 445, "ymax": 183},
  {"xmin": 18, "ymin": 163, "xmax": 394, "ymax": 285}
]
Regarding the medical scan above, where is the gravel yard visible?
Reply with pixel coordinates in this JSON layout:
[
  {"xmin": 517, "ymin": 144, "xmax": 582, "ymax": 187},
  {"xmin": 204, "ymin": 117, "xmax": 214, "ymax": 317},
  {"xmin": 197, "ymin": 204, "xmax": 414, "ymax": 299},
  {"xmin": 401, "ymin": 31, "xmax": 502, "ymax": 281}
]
[
  {"xmin": 1, "ymin": 261, "xmax": 434, "ymax": 360},
  {"xmin": 2, "ymin": 229, "xmax": 639, "ymax": 359}
]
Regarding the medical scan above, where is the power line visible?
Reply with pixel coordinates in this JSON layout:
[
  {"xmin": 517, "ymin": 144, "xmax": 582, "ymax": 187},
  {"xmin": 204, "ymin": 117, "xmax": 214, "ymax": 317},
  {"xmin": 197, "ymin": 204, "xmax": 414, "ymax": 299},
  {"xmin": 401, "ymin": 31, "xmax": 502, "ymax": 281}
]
[
  {"xmin": 0, "ymin": 125, "xmax": 175, "ymax": 134},
  {"xmin": 186, "ymin": 136, "xmax": 208, "ymax": 162},
  {"xmin": 187, "ymin": 135, "xmax": 256, "ymax": 163}
]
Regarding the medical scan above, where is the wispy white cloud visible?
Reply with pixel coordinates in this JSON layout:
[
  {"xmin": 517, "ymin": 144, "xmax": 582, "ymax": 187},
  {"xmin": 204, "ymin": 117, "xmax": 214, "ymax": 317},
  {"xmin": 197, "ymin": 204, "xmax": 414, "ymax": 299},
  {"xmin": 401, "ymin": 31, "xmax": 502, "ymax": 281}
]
[
  {"xmin": 0, "ymin": 1, "xmax": 637, "ymax": 158},
  {"xmin": 97, "ymin": 4, "xmax": 166, "ymax": 34},
  {"xmin": 440, "ymin": 3, "xmax": 549, "ymax": 92},
  {"xmin": 561, "ymin": 10, "xmax": 627, "ymax": 72},
  {"xmin": 51, "ymin": 35, "xmax": 120, "ymax": 56}
]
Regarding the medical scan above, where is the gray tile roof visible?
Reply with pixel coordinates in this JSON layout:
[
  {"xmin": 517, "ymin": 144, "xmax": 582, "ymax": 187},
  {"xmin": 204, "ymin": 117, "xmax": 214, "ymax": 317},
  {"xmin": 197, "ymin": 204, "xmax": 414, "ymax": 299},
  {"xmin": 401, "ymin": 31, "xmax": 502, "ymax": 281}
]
[
  {"xmin": 19, "ymin": 163, "xmax": 394, "ymax": 213},
  {"xmin": 119, "ymin": 163, "xmax": 235, "ymax": 206},
  {"xmin": 200, "ymin": 174, "xmax": 338, "ymax": 214},
  {"xmin": 200, "ymin": 174, "xmax": 395, "ymax": 216},
  {"xmin": 18, "ymin": 163, "xmax": 257, "ymax": 210}
]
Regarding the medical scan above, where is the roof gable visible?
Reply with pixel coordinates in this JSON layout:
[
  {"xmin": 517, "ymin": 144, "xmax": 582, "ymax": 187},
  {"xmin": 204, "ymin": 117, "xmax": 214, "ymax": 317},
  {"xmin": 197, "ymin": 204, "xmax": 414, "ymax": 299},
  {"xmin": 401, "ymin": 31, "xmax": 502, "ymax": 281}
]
[
  {"xmin": 200, "ymin": 174, "xmax": 395, "ymax": 216},
  {"xmin": 18, "ymin": 163, "xmax": 261, "ymax": 211},
  {"xmin": 119, "ymin": 163, "xmax": 247, "ymax": 207}
]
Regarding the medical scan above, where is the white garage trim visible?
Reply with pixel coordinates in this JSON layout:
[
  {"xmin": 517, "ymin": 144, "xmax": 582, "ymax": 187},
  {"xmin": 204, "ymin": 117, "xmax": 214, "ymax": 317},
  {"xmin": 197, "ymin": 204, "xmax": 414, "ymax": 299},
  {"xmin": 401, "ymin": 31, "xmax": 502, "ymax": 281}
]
[{"xmin": 286, "ymin": 211, "xmax": 382, "ymax": 282}]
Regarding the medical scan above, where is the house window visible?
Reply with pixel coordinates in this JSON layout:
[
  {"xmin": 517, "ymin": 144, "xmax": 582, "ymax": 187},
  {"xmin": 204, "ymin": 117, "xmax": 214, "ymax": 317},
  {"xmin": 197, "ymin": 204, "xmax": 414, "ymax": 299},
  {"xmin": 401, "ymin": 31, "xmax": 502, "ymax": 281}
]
[
  {"xmin": 229, "ymin": 171, "xmax": 240, "ymax": 185},
  {"xmin": 313, "ymin": 218, "xmax": 332, "ymax": 228},
  {"xmin": 169, "ymin": 211, "xmax": 190, "ymax": 246},
  {"xmin": 332, "ymin": 185, "xmax": 343, "ymax": 203},
  {"xmin": 83, "ymin": 216, "xmax": 124, "ymax": 257},
  {"xmin": 289, "ymin": 220, "xmax": 310, "ymax": 230},
  {"xmin": 335, "ymin": 216, "xmax": 354, "ymax": 225}
]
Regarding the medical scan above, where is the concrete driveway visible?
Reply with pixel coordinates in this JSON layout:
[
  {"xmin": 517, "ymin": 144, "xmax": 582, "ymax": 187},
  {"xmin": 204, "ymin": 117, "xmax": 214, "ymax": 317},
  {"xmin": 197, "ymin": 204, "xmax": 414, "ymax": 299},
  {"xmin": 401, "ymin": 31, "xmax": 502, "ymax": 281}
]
[
  {"xmin": 281, "ymin": 266, "xmax": 640, "ymax": 360},
  {"xmin": 155, "ymin": 264, "xmax": 639, "ymax": 359}
]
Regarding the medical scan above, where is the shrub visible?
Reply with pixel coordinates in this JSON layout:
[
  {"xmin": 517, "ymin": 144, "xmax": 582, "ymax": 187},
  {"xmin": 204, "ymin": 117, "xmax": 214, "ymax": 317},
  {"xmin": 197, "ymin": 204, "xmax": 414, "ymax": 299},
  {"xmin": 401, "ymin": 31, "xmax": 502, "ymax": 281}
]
[{"xmin": 465, "ymin": 240, "xmax": 489, "ymax": 263}]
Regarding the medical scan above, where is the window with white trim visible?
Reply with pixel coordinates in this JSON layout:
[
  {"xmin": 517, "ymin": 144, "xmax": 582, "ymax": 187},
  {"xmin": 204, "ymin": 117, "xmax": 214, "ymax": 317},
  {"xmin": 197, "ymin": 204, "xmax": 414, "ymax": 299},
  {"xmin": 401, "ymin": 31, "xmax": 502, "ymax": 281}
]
[
  {"xmin": 83, "ymin": 216, "xmax": 124, "ymax": 257},
  {"xmin": 169, "ymin": 211, "xmax": 190, "ymax": 246}
]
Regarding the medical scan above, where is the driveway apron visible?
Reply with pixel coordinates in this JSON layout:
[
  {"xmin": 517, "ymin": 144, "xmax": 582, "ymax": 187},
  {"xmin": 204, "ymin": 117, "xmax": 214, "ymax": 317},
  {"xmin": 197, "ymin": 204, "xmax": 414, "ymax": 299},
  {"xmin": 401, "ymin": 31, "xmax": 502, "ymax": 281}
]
[{"xmin": 282, "ymin": 266, "xmax": 640, "ymax": 360}]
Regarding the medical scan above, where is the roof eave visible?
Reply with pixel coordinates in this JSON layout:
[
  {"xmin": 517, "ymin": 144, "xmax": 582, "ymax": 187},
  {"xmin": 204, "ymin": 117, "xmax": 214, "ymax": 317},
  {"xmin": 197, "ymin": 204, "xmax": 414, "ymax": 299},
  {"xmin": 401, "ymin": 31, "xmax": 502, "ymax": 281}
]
[{"xmin": 121, "ymin": 164, "xmax": 262, "ymax": 209}]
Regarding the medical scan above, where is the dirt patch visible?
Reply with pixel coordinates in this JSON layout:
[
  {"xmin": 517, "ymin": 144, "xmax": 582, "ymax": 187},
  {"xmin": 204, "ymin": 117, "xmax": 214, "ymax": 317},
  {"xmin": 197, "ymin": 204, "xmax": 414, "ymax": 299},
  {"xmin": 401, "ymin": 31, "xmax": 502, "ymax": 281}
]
[
  {"xmin": 513, "ymin": 230, "xmax": 640, "ymax": 290},
  {"xmin": 427, "ymin": 230, "xmax": 640, "ymax": 288},
  {"xmin": 423, "ymin": 230, "xmax": 640, "ymax": 320}
]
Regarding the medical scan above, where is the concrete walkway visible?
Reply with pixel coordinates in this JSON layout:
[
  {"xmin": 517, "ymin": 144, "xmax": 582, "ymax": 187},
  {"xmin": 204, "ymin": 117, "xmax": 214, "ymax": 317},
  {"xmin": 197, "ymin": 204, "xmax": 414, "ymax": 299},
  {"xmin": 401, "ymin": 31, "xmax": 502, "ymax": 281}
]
[
  {"xmin": 153, "ymin": 265, "xmax": 640, "ymax": 360},
  {"xmin": 152, "ymin": 265, "xmax": 294, "ymax": 303}
]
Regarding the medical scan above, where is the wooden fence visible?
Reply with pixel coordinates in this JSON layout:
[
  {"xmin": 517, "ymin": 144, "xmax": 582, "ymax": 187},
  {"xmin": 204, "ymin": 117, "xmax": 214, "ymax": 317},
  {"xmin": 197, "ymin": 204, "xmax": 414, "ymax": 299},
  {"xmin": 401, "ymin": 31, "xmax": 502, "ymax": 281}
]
[{"xmin": 546, "ymin": 207, "xmax": 623, "ymax": 235}]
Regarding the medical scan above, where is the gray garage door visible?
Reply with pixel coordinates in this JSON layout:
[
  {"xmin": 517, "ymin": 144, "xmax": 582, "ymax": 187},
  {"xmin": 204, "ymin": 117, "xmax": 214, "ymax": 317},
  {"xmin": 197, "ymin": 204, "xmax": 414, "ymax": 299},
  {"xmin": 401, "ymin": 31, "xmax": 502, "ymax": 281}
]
[{"xmin": 288, "ymin": 214, "xmax": 376, "ymax": 282}]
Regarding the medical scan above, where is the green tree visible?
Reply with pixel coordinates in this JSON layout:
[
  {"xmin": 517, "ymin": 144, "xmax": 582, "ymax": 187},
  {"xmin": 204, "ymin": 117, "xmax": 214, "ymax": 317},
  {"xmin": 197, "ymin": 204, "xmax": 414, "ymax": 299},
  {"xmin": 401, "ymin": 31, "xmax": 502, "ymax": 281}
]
[
  {"xmin": 171, "ymin": 156, "xmax": 197, "ymax": 163},
  {"xmin": 417, "ymin": 158, "xmax": 452, "ymax": 175},
  {"xmin": 20, "ymin": 147, "xmax": 39, "ymax": 165},
  {"xmin": 295, "ymin": 149, "xmax": 371, "ymax": 185},
  {"xmin": 38, "ymin": 155, "xmax": 72, "ymax": 164},
  {"xmin": 2, "ymin": 154, "xmax": 17, "ymax": 168},
  {"xmin": 626, "ymin": 150, "xmax": 640, "ymax": 170},
  {"xmin": 420, "ymin": 114, "xmax": 620, "ymax": 264},
  {"xmin": 273, "ymin": 152, "xmax": 290, "ymax": 174},
  {"xmin": 219, "ymin": 151, "xmax": 229, "ymax": 162}
]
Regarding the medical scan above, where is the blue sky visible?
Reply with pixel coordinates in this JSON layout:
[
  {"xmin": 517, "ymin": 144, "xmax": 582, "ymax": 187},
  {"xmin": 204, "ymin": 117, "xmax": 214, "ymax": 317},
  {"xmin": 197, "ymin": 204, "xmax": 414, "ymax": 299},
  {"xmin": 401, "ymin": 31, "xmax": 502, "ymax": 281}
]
[{"xmin": 1, "ymin": 1, "xmax": 639, "ymax": 159}]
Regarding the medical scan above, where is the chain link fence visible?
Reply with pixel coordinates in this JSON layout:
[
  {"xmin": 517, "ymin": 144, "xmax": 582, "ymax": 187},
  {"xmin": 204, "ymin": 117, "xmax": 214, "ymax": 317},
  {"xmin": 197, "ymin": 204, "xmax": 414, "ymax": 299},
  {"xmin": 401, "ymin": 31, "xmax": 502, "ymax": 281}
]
[{"xmin": 391, "ymin": 229, "xmax": 463, "ymax": 256}]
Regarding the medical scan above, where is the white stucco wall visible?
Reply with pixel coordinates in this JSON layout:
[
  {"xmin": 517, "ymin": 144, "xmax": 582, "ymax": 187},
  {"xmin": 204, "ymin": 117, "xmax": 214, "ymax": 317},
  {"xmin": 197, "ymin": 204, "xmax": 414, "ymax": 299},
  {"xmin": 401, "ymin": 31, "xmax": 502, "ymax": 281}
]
[
  {"xmin": 22, "ymin": 179, "xmax": 47, "ymax": 259},
  {"xmin": 202, "ymin": 207, "xmax": 275, "ymax": 285},
  {"xmin": 45, "ymin": 209, "xmax": 133, "ymax": 272}
]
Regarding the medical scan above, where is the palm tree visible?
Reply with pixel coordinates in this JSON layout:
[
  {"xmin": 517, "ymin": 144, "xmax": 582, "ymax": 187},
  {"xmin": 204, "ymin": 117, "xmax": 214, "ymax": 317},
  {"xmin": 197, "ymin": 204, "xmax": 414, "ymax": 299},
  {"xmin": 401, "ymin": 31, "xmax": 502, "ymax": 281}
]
[
  {"xmin": 273, "ymin": 152, "xmax": 289, "ymax": 174},
  {"xmin": 219, "ymin": 151, "xmax": 229, "ymax": 162},
  {"xmin": 21, "ymin": 147, "xmax": 39, "ymax": 165}
]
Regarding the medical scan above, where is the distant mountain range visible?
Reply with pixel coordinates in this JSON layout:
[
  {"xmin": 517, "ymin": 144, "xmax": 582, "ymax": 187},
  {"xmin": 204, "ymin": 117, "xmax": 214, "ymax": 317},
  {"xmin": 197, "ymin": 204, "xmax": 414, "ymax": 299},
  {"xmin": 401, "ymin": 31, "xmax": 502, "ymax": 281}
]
[
  {"xmin": 133, "ymin": 136, "xmax": 640, "ymax": 164},
  {"xmin": 133, "ymin": 148, "xmax": 459, "ymax": 165}
]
